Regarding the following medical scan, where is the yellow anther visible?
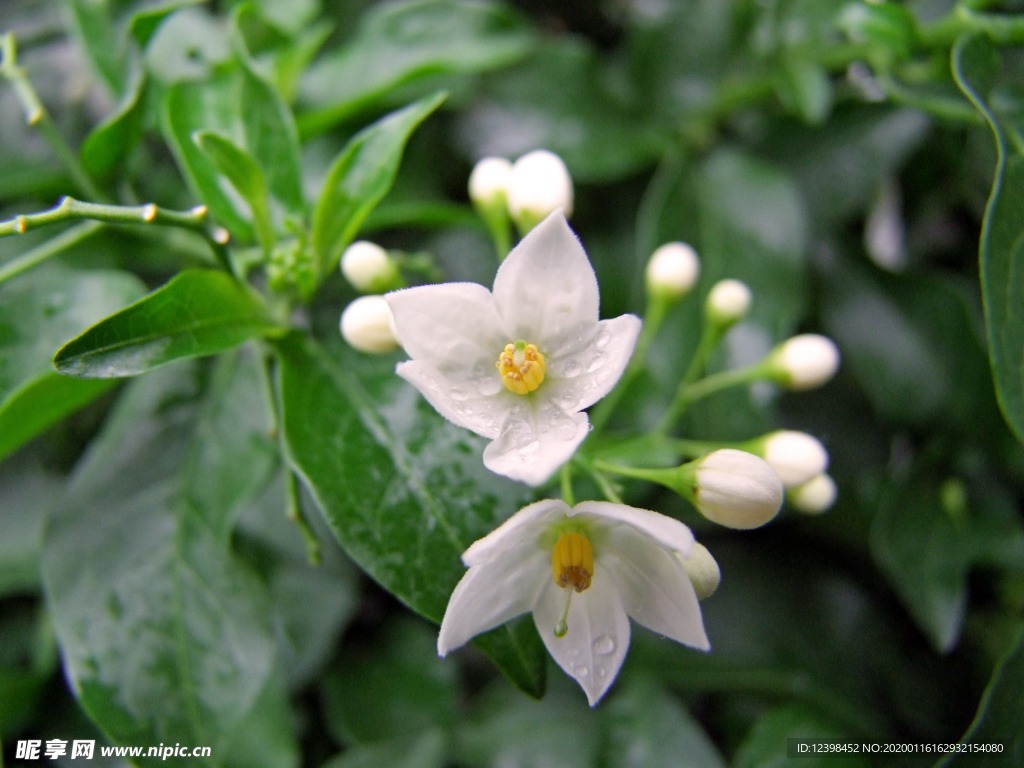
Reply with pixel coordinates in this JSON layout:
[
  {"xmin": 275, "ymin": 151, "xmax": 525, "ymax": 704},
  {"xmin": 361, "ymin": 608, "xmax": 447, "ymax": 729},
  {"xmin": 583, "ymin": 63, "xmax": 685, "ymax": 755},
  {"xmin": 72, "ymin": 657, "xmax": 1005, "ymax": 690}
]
[
  {"xmin": 551, "ymin": 531, "xmax": 593, "ymax": 593},
  {"xmin": 496, "ymin": 340, "xmax": 546, "ymax": 395}
]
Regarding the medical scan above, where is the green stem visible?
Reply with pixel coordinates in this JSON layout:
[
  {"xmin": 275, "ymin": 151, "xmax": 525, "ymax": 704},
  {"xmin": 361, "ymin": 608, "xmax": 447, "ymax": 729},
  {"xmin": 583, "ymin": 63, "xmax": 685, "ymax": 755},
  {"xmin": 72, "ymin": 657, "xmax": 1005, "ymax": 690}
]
[
  {"xmin": 919, "ymin": 6, "xmax": 1024, "ymax": 49},
  {"xmin": 560, "ymin": 464, "xmax": 576, "ymax": 507},
  {"xmin": 589, "ymin": 294, "xmax": 671, "ymax": 436},
  {"xmin": 0, "ymin": 220, "xmax": 101, "ymax": 286},
  {"xmin": 0, "ymin": 196, "xmax": 234, "ymax": 275},
  {"xmin": 1, "ymin": 33, "xmax": 105, "ymax": 202},
  {"xmin": 657, "ymin": 361, "xmax": 767, "ymax": 435}
]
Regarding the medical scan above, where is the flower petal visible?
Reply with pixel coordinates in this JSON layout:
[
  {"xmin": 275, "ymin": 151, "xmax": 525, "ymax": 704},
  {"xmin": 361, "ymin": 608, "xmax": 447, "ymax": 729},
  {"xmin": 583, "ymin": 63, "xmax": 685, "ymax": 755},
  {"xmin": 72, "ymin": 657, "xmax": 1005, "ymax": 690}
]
[
  {"xmin": 395, "ymin": 360, "xmax": 507, "ymax": 439},
  {"xmin": 532, "ymin": 572, "xmax": 631, "ymax": 706},
  {"xmin": 601, "ymin": 525, "xmax": 709, "ymax": 651},
  {"xmin": 492, "ymin": 211, "xmax": 599, "ymax": 352},
  {"xmin": 572, "ymin": 501, "xmax": 695, "ymax": 555},
  {"xmin": 386, "ymin": 282, "xmax": 507, "ymax": 369},
  {"xmin": 483, "ymin": 409, "xmax": 589, "ymax": 486},
  {"xmin": 461, "ymin": 498, "xmax": 568, "ymax": 567},
  {"xmin": 544, "ymin": 314, "xmax": 642, "ymax": 411},
  {"xmin": 437, "ymin": 546, "xmax": 547, "ymax": 656}
]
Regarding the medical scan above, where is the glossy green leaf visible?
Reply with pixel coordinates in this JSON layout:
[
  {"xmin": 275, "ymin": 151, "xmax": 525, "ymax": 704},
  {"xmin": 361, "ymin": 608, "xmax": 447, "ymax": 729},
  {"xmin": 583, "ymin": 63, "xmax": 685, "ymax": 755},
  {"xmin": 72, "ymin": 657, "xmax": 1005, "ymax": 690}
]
[
  {"xmin": 953, "ymin": 34, "xmax": 1024, "ymax": 445},
  {"xmin": 938, "ymin": 626, "xmax": 1024, "ymax": 767},
  {"xmin": 53, "ymin": 269, "xmax": 280, "ymax": 378},
  {"xmin": 81, "ymin": 62, "xmax": 146, "ymax": 182},
  {"xmin": 297, "ymin": 0, "xmax": 534, "ymax": 136},
  {"xmin": 163, "ymin": 49, "xmax": 304, "ymax": 241},
  {"xmin": 311, "ymin": 92, "xmax": 445, "ymax": 275},
  {"xmin": 42, "ymin": 355, "xmax": 293, "ymax": 766},
  {"xmin": 274, "ymin": 334, "xmax": 545, "ymax": 697},
  {"xmin": 195, "ymin": 131, "xmax": 274, "ymax": 252},
  {"xmin": 0, "ymin": 264, "xmax": 145, "ymax": 460}
]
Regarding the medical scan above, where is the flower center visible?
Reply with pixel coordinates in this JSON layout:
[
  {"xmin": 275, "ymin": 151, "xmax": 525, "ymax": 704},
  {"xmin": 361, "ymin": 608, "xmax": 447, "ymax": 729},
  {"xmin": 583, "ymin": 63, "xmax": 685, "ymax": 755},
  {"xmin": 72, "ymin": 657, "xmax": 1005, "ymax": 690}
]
[
  {"xmin": 551, "ymin": 531, "xmax": 593, "ymax": 638},
  {"xmin": 496, "ymin": 340, "xmax": 546, "ymax": 395},
  {"xmin": 552, "ymin": 531, "xmax": 593, "ymax": 592}
]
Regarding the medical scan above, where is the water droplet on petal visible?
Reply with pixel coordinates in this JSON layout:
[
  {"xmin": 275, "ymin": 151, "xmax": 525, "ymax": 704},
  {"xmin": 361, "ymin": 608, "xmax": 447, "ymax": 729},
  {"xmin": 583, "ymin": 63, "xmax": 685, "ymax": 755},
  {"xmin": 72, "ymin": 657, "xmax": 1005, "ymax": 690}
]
[
  {"xmin": 596, "ymin": 330, "xmax": 611, "ymax": 348},
  {"xmin": 564, "ymin": 359, "xmax": 582, "ymax": 378},
  {"xmin": 596, "ymin": 666, "xmax": 607, "ymax": 678},
  {"xmin": 592, "ymin": 635, "xmax": 616, "ymax": 655},
  {"xmin": 586, "ymin": 353, "xmax": 607, "ymax": 373},
  {"xmin": 476, "ymin": 375, "xmax": 502, "ymax": 396},
  {"xmin": 450, "ymin": 387, "xmax": 467, "ymax": 401},
  {"xmin": 574, "ymin": 665, "xmax": 589, "ymax": 678}
]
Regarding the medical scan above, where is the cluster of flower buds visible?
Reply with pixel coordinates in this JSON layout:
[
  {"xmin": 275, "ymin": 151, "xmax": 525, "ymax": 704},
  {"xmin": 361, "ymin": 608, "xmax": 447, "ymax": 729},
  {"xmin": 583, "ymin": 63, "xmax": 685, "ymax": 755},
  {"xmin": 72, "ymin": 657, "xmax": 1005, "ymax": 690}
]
[
  {"xmin": 337, "ymin": 240, "xmax": 406, "ymax": 352},
  {"xmin": 469, "ymin": 149, "xmax": 574, "ymax": 237}
]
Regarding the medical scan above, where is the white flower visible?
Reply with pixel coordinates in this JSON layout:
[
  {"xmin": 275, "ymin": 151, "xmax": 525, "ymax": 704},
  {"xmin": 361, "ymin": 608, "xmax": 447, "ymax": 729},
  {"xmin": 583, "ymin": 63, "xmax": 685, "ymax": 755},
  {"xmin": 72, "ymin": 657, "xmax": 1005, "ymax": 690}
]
[
  {"xmin": 646, "ymin": 242, "xmax": 701, "ymax": 300},
  {"xmin": 438, "ymin": 499, "xmax": 709, "ymax": 706},
  {"xmin": 507, "ymin": 150, "xmax": 574, "ymax": 233},
  {"xmin": 767, "ymin": 334, "xmax": 840, "ymax": 390},
  {"xmin": 340, "ymin": 295, "xmax": 399, "ymax": 354},
  {"xmin": 757, "ymin": 430, "xmax": 829, "ymax": 488},
  {"xmin": 680, "ymin": 542, "xmax": 720, "ymax": 600},
  {"xmin": 386, "ymin": 211, "xmax": 641, "ymax": 485},
  {"xmin": 341, "ymin": 240, "xmax": 401, "ymax": 293},
  {"xmin": 692, "ymin": 449, "xmax": 783, "ymax": 529}
]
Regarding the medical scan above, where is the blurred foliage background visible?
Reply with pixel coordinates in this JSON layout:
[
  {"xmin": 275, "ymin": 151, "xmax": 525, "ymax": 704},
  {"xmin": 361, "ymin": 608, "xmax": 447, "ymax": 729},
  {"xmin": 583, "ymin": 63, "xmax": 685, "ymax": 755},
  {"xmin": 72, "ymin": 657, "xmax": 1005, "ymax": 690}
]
[{"xmin": 2, "ymin": 0, "xmax": 1024, "ymax": 766}]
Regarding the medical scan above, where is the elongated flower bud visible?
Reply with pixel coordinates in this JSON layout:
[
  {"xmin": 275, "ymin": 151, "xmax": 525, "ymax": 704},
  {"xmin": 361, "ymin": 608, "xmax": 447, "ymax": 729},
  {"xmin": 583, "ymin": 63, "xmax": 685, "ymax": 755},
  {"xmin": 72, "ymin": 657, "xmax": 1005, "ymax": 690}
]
[
  {"xmin": 646, "ymin": 242, "xmax": 701, "ymax": 300},
  {"xmin": 690, "ymin": 449, "xmax": 783, "ymax": 529},
  {"xmin": 340, "ymin": 295, "xmax": 399, "ymax": 354},
  {"xmin": 767, "ymin": 334, "xmax": 840, "ymax": 390}
]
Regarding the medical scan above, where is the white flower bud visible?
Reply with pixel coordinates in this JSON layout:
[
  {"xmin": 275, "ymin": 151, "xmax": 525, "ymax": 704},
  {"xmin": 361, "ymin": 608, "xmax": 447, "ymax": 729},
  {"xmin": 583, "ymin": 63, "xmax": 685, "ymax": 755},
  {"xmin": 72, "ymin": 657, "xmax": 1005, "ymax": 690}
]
[
  {"xmin": 507, "ymin": 149, "xmax": 574, "ymax": 232},
  {"xmin": 646, "ymin": 242, "xmax": 700, "ymax": 300},
  {"xmin": 341, "ymin": 241, "xmax": 401, "ymax": 293},
  {"xmin": 788, "ymin": 473, "xmax": 837, "ymax": 515},
  {"xmin": 340, "ymin": 295, "xmax": 399, "ymax": 354},
  {"xmin": 705, "ymin": 279, "xmax": 751, "ymax": 326},
  {"xmin": 692, "ymin": 449, "xmax": 783, "ymax": 530},
  {"xmin": 468, "ymin": 156, "xmax": 512, "ymax": 209},
  {"xmin": 758, "ymin": 430, "xmax": 829, "ymax": 488},
  {"xmin": 680, "ymin": 542, "xmax": 721, "ymax": 600},
  {"xmin": 769, "ymin": 334, "xmax": 840, "ymax": 390}
]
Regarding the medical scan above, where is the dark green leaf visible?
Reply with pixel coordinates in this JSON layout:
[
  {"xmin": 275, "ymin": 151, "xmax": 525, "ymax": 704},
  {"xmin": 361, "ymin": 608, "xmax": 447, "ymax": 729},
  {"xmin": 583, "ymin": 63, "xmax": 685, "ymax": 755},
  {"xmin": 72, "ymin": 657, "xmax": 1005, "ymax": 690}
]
[
  {"xmin": 322, "ymin": 617, "xmax": 458, "ymax": 745},
  {"xmin": 66, "ymin": 0, "xmax": 125, "ymax": 94},
  {"xmin": 953, "ymin": 34, "xmax": 1024, "ymax": 445},
  {"xmin": 601, "ymin": 676, "xmax": 726, "ymax": 768},
  {"xmin": 42, "ymin": 355, "xmax": 294, "ymax": 767},
  {"xmin": 163, "ymin": 49, "xmax": 304, "ymax": 241},
  {"xmin": 733, "ymin": 706, "xmax": 870, "ymax": 768},
  {"xmin": 195, "ymin": 131, "xmax": 274, "ymax": 252},
  {"xmin": 0, "ymin": 458, "xmax": 57, "ymax": 595},
  {"xmin": 81, "ymin": 62, "xmax": 147, "ymax": 182},
  {"xmin": 274, "ymin": 334, "xmax": 545, "ymax": 697},
  {"xmin": 0, "ymin": 264, "xmax": 145, "ymax": 459},
  {"xmin": 321, "ymin": 730, "xmax": 447, "ymax": 768},
  {"xmin": 938, "ymin": 626, "xmax": 1024, "ymax": 767},
  {"xmin": 311, "ymin": 92, "xmax": 445, "ymax": 274},
  {"xmin": 297, "ymin": 0, "xmax": 534, "ymax": 136},
  {"xmin": 53, "ymin": 269, "xmax": 280, "ymax": 379}
]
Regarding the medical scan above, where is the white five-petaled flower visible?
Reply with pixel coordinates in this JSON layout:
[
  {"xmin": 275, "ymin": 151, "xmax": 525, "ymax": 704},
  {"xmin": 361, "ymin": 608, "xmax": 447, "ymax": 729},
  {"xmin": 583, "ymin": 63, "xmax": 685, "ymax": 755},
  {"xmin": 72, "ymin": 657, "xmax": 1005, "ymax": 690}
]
[
  {"xmin": 437, "ymin": 499, "xmax": 710, "ymax": 706},
  {"xmin": 386, "ymin": 211, "xmax": 641, "ymax": 485}
]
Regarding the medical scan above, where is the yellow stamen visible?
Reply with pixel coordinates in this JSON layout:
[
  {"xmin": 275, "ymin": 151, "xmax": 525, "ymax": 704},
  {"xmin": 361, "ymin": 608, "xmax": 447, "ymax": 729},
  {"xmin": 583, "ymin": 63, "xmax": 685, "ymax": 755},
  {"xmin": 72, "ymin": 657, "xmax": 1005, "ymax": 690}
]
[
  {"xmin": 496, "ymin": 340, "xmax": 546, "ymax": 395},
  {"xmin": 551, "ymin": 531, "xmax": 593, "ymax": 593}
]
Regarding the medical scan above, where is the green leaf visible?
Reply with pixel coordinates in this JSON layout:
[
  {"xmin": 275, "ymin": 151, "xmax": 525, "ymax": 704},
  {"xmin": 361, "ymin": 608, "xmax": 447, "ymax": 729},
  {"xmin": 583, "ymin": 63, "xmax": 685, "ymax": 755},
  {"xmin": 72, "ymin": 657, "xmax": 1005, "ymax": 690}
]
[
  {"xmin": 163, "ymin": 48, "xmax": 304, "ymax": 241},
  {"xmin": 0, "ymin": 264, "xmax": 146, "ymax": 459},
  {"xmin": 0, "ymin": 458, "xmax": 57, "ymax": 595},
  {"xmin": 195, "ymin": 131, "xmax": 275, "ymax": 252},
  {"xmin": 42, "ymin": 355, "xmax": 294, "ymax": 766},
  {"xmin": 66, "ymin": 0, "xmax": 125, "ymax": 95},
  {"xmin": 601, "ymin": 676, "xmax": 726, "ymax": 768},
  {"xmin": 297, "ymin": 0, "xmax": 534, "ymax": 136},
  {"xmin": 938, "ymin": 626, "xmax": 1024, "ymax": 767},
  {"xmin": 274, "ymin": 334, "xmax": 545, "ymax": 697},
  {"xmin": 321, "ymin": 730, "xmax": 447, "ymax": 768},
  {"xmin": 322, "ymin": 617, "xmax": 458, "ymax": 745},
  {"xmin": 81, "ymin": 62, "xmax": 147, "ymax": 182},
  {"xmin": 53, "ymin": 269, "xmax": 280, "ymax": 379},
  {"xmin": 311, "ymin": 92, "xmax": 445, "ymax": 275},
  {"xmin": 953, "ymin": 33, "xmax": 1024, "ymax": 445},
  {"xmin": 733, "ymin": 706, "xmax": 870, "ymax": 768}
]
